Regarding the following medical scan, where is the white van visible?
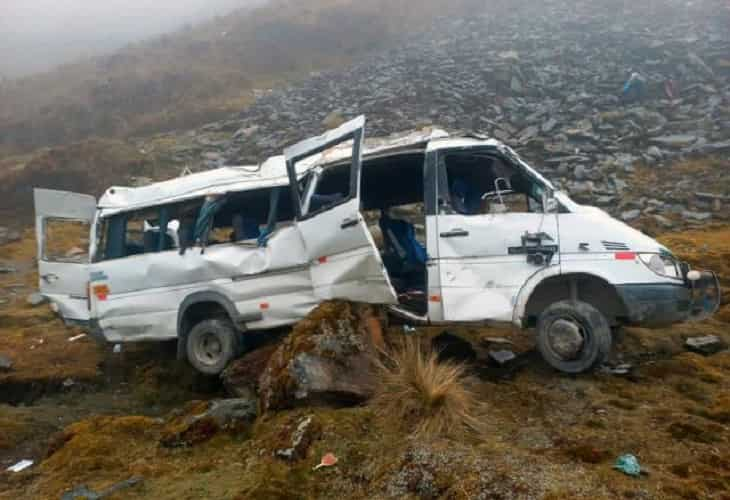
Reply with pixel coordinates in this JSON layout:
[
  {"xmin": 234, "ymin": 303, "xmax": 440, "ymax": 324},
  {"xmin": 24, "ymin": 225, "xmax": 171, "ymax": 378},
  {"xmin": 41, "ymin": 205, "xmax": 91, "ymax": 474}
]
[{"xmin": 34, "ymin": 116, "xmax": 720, "ymax": 374}]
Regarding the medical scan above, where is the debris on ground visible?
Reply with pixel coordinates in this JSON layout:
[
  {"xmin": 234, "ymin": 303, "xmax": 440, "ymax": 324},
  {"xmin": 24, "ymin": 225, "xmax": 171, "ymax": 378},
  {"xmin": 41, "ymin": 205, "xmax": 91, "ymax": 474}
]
[
  {"xmin": 313, "ymin": 452, "xmax": 338, "ymax": 471},
  {"xmin": 5, "ymin": 459, "xmax": 33, "ymax": 473},
  {"xmin": 275, "ymin": 415, "xmax": 322, "ymax": 461},
  {"xmin": 685, "ymin": 335, "xmax": 727, "ymax": 356},
  {"xmin": 613, "ymin": 454, "xmax": 643, "ymax": 477},
  {"xmin": 488, "ymin": 350, "xmax": 517, "ymax": 367}
]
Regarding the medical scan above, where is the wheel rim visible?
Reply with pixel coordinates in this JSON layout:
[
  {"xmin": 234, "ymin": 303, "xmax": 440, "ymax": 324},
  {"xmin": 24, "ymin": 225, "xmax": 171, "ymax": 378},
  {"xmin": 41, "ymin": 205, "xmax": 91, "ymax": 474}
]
[
  {"xmin": 194, "ymin": 331, "xmax": 223, "ymax": 367},
  {"xmin": 546, "ymin": 317, "xmax": 586, "ymax": 361}
]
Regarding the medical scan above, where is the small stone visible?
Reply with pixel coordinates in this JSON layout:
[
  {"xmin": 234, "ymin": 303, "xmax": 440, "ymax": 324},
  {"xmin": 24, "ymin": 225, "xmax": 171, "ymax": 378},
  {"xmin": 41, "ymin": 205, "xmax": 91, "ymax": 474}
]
[
  {"xmin": 574, "ymin": 164, "xmax": 588, "ymax": 181},
  {"xmin": 275, "ymin": 415, "xmax": 322, "ymax": 461},
  {"xmin": 646, "ymin": 146, "xmax": 663, "ymax": 159},
  {"xmin": 27, "ymin": 293, "xmax": 47, "ymax": 306},
  {"xmin": 682, "ymin": 210, "xmax": 712, "ymax": 222},
  {"xmin": 621, "ymin": 209, "xmax": 641, "ymax": 221},
  {"xmin": 685, "ymin": 335, "xmax": 726, "ymax": 356},
  {"xmin": 0, "ymin": 354, "xmax": 13, "ymax": 372},
  {"xmin": 488, "ymin": 350, "xmax": 517, "ymax": 366}
]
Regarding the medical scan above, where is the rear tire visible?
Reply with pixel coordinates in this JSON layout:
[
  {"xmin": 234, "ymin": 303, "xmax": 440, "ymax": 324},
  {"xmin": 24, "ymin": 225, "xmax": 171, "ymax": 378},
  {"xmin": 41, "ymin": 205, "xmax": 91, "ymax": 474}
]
[
  {"xmin": 536, "ymin": 300, "xmax": 611, "ymax": 374},
  {"xmin": 186, "ymin": 319, "xmax": 237, "ymax": 375}
]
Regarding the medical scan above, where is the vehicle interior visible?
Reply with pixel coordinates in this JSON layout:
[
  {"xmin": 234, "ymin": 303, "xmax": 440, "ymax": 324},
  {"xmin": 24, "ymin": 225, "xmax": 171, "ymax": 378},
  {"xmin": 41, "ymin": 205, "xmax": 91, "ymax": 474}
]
[
  {"xmin": 439, "ymin": 151, "xmax": 544, "ymax": 215},
  {"xmin": 311, "ymin": 151, "xmax": 428, "ymax": 314}
]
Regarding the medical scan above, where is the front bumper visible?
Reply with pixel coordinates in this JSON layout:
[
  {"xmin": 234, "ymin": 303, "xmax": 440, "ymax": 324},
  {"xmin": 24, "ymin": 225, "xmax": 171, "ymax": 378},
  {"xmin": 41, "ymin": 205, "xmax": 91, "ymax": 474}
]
[{"xmin": 617, "ymin": 271, "xmax": 721, "ymax": 327}]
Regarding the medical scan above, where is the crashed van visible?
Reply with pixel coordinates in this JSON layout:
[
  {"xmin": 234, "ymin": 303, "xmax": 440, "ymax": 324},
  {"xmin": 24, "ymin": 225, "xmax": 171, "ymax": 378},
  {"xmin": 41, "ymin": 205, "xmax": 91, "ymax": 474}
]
[{"xmin": 34, "ymin": 116, "xmax": 720, "ymax": 375}]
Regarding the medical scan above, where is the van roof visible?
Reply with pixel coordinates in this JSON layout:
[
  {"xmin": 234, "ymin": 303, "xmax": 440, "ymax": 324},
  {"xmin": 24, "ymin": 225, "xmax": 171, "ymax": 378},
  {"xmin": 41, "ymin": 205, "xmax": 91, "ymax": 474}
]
[{"xmin": 96, "ymin": 126, "xmax": 532, "ymax": 214}]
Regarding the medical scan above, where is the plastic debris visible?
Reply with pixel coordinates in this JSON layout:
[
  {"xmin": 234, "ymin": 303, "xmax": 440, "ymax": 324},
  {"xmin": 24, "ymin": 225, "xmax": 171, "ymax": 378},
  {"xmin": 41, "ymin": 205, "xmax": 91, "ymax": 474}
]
[
  {"xmin": 613, "ymin": 454, "xmax": 641, "ymax": 477},
  {"xmin": 68, "ymin": 333, "xmax": 87, "ymax": 342},
  {"xmin": 313, "ymin": 452, "xmax": 338, "ymax": 471},
  {"xmin": 6, "ymin": 459, "xmax": 33, "ymax": 473}
]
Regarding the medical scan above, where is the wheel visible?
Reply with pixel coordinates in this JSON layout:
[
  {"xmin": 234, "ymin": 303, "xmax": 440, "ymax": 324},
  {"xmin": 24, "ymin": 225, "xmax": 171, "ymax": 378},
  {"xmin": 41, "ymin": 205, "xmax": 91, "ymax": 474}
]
[
  {"xmin": 536, "ymin": 300, "xmax": 612, "ymax": 374},
  {"xmin": 186, "ymin": 319, "xmax": 238, "ymax": 375}
]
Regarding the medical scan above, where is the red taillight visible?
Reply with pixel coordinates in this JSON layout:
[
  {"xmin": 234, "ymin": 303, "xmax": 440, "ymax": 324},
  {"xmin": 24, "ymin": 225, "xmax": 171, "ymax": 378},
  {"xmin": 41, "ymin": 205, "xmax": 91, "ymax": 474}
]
[{"xmin": 615, "ymin": 252, "xmax": 637, "ymax": 260}]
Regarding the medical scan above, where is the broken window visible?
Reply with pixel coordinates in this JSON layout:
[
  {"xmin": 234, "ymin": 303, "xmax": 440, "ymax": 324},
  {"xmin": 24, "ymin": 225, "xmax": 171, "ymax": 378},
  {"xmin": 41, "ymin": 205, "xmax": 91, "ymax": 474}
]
[
  {"xmin": 203, "ymin": 186, "xmax": 294, "ymax": 247},
  {"xmin": 95, "ymin": 199, "xmax": 203, "ymax": 261},
  {"xmin": 439, "ymin": 151, "xmax": 544, "ymax": 215},
  {"xmin": 42, "ymin": 218, "xmax": 90, "ymax": 263}
]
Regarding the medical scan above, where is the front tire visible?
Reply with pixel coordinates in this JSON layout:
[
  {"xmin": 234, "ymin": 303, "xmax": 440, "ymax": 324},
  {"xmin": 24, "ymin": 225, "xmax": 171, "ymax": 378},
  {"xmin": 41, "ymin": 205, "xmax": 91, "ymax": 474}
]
[
  {"xmin": 536, "ymin": 300, "xmax": 611, "ymax": 374},
  {"xmin": 186, "ymin": 319, "xmax": 237, "ymax": 375}
]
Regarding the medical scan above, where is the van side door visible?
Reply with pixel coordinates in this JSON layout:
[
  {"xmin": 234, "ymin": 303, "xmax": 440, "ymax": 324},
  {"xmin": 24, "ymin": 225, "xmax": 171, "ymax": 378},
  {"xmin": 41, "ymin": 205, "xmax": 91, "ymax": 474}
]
[
  {"xmin": 432, "ymin": 146, "xmax": 559, "ymax": 322},
  {"xmin": 284, "ymin": 116, "xmax": 397, "ymax": 304},
  {"xmin": 33, "ymin": 188, "xmax": 96, "ymax": 324}
]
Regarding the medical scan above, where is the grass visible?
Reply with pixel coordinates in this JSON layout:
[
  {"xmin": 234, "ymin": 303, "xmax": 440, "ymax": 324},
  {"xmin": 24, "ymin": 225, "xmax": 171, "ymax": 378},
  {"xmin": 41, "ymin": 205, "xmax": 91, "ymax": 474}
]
[{"xmin": 371, "ymin": 338, "xmax": 482, "ymax": 439}]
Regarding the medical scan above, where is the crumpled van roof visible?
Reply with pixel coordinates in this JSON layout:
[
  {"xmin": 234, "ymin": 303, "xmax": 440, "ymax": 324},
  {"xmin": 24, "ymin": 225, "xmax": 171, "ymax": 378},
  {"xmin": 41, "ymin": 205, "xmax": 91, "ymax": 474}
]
[{"xmin": 97, "ymin": 126, "xmax": 452, "ymax": 214}]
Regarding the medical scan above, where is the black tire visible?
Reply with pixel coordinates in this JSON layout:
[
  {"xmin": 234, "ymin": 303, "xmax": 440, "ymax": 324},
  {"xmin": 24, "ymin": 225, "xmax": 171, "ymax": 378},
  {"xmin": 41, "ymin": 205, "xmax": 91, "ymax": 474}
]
[
  {"xmin": 186, "ymin": 318, "xmax": 238, "ymax": 375},
  {"xmin": 536, "ymin": 300, "xmax": 612, "ymax": 374}
]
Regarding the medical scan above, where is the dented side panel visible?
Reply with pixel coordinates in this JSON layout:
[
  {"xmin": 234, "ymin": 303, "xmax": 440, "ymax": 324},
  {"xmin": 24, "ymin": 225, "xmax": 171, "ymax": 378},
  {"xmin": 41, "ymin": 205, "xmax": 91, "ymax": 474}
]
[{"xmin": 90, "ymin": 226, "xmax": 316, "ymax": 341}]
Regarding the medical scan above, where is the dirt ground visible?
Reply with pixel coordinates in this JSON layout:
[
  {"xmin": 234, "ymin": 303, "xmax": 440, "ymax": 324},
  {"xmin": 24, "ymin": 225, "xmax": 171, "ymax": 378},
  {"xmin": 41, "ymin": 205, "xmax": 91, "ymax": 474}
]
[{"xmin": 0, "ymin": 225, "xmax": 728, "ymax": 499}]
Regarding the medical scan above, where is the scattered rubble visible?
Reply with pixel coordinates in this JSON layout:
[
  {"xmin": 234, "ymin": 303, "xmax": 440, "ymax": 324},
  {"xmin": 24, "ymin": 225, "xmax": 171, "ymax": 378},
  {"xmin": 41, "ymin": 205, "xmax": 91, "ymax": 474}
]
[
  {"xmin": 160, "ymin": 398, "xmax": 257, "ymax": 447},
  {"xmin": 275, "ymin": 414, "xmax": 322, "ymax": 461},
  {"xmin": 135, "ymin": 0, "xmax": 729, "ymax": 230},
  {"xmin": 685, "ymin": 335, "xmax": 727, "ymax": 356}
]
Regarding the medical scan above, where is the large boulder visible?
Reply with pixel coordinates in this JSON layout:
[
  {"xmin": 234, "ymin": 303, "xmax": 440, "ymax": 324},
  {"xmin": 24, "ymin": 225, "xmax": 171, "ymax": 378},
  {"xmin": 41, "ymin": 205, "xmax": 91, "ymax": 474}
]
[
  {"xmin": 221, "ymin": 343, "xmax": 279, "ymax": 400},
  {"xmin": 258, "ymin": 301, "xmax": 382, "ymax": 412}
]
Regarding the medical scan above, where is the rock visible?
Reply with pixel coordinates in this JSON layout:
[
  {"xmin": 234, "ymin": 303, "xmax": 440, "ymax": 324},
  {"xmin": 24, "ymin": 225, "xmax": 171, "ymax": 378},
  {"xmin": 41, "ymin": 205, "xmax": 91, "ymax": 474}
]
[
  {"xmin": 27, "ymin": 293, "xmax": 47, "ymax": 306},
  {"xmin": 0, "ymin": 354, "xmax": 13, "ymax": 372},
  {"xmin": 573, "ymin": 164, "xmax": 588, "ymax": 181},
  {"xmin": 646, "ymin": 146, "xmax": 663, "ymax": 159},
  {"xmin": 221, "ymin": 343, "xmax": 279, "ymax": 399},
  {"xmin": 258, "ymin": 301, "xmax": 381, "ymax": 412},
  {"xmin": 431, "ymin": 331, "xmax": 477, "ymax": 363},
  {"xmin": 682, "ymin": 210, "xmax": 712, "ymax": 222},
  {"xmin": 275, "ymin": 415, "xmax": 322, "ymax": 461},
  {"xmin": 160, "ymin": 398, "xmax": 257, "ymax": 447},
  {"xmin": 685, "ymin": 335, "xmax": 726, "ymax": 356},
  {"xmin": 621, "ymin": 209, "xmax": 641, "ymax": 221},
  {"xmin": 488, "ymin": 350, "xmax": 517, "ymax": 366},
  {"xmin": 541, "ymin": 118, "xmax": 558, "ymax": 133},
  {"xmin": 649, "ymin": 135, "xmax": 698, "ymax": 149}
]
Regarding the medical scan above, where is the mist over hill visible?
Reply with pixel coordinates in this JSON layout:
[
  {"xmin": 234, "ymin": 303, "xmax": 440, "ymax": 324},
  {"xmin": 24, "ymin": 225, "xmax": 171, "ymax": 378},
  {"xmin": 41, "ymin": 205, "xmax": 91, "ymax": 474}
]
[{"xmin": 0, "ymin": 0, "xmax": 263, "ymax": 79}]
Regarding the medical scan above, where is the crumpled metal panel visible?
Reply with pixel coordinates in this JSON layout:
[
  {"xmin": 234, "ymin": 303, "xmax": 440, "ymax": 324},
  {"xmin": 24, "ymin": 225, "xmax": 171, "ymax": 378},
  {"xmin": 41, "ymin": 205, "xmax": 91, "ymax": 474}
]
[{"xmin": 92, "ymin": 226, "xmax": 314, "ymax": 341}]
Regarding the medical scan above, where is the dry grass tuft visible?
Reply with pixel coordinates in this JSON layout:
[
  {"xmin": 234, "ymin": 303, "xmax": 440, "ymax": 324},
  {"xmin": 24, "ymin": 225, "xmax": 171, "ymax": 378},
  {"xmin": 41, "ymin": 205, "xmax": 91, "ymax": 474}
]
[{"xmin": 371, "ymin": 338, "xmax": 482, "ymax": 439}]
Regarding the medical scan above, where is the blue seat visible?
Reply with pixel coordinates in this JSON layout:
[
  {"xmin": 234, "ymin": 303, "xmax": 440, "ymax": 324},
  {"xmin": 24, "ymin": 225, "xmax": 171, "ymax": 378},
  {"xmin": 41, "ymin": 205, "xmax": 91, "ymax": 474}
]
[{"xmin": 379, "ymin": 213, "xmax": 427, "ymax": 276}]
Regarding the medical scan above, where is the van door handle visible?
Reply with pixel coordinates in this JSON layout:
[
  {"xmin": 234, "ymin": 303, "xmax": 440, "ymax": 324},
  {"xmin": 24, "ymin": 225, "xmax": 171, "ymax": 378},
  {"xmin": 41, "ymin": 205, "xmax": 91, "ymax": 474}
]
[
  {"xmin": 440, "ymin": 229, "xmax": 469, "ymax": 238},
  {"xmin": 340, "ymin": 218, "xmax": 359, "ymax": 229},
  {"xmin": 41, "ymin": 273, "xmax": 59, "ymax": 283}
]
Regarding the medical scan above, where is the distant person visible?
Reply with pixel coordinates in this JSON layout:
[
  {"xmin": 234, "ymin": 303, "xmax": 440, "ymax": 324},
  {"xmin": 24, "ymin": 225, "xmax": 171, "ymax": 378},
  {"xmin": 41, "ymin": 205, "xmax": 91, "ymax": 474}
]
[{"xmin": 621, "ymin": 72, "xmax": 646, "ymax": 103}]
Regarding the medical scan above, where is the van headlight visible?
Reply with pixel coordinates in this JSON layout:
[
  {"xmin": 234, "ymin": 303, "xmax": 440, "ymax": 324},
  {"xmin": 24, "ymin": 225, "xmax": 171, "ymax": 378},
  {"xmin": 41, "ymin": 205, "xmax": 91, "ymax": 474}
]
[{"xmin": 638, "ymin": 253, "xmax": 680, "ymax": 278}]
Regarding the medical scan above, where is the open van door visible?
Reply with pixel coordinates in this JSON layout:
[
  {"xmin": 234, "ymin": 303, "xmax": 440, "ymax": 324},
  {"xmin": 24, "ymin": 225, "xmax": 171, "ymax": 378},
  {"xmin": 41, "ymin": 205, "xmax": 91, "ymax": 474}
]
[
  {"xmin": 284, "ymin": 116, "xmax": 397, "ymax": 304},
  {"xmin": 34, "ymin": 189, "xmax": 96, "ymax": 324}
]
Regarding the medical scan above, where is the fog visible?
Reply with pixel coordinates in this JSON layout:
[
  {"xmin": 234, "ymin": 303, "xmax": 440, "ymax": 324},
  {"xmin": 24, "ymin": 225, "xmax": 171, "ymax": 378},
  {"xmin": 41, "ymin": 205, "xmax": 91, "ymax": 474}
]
[{"xmin": 0, "ymin": 0, "xmax": 263, "ymax": 78}]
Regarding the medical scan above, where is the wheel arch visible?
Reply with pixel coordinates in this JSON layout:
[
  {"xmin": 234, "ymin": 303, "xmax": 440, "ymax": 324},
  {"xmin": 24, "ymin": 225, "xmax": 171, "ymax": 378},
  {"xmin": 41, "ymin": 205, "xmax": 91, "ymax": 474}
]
[
  {"xmin": 517, "ymin": 271, "xmax": 630, "ymax": 328},
  {"xmin": 176, "ymin": 291, "xmax": 245, "ymax": 360}
]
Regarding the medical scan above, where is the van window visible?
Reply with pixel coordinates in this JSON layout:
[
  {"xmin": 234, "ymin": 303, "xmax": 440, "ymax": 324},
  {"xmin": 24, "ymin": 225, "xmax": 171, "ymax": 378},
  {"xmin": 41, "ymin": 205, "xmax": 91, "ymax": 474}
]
[
  {"xmin": 439, "ymin": 152, "xmax": 543, "ymax": 215},
  {"xmin": 303, "ymin": 163, "xmax": 352, "ymax": 216},
  {"xmin": 95, "ymin": 199, "xmax": 203, "ymax": 261},
  {"xmin": 204, "ymin": 186, "xmax": 294, "ymax": 246},
  {"xmin": 43, "ymin": 219, "xmax": 90, "ymax": 263}
]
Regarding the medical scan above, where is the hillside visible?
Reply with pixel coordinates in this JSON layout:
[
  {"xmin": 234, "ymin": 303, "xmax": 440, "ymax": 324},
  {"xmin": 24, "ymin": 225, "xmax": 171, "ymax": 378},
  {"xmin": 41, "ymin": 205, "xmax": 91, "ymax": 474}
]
[{"xmin": 0, "ymin": 0, "xmax": 481, "ymax": 156}]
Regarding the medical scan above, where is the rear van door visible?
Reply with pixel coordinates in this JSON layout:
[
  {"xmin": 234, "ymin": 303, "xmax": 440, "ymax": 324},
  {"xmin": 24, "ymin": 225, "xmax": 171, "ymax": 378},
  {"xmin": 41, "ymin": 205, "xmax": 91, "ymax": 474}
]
[
  {"xmin": 284, "ymin": 116, "xmax": 397, "ymax": 303},
  {"xmin": 33, "ymin": 188, "xmax": 96, "ymax": 324}
]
